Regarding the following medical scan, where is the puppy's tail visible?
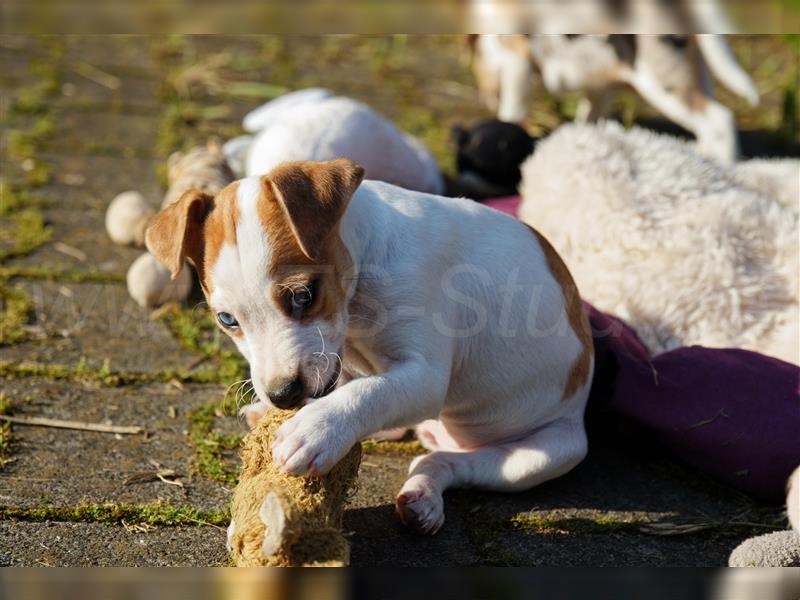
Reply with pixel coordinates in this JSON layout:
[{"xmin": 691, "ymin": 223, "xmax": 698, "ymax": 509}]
[
  {"xmin": 242, "ymin": 87, "xmax": 334, "ymax": 133},
  {"xmin": 696, "ymin": 34, "xmax": 759, "ymax": 107}
]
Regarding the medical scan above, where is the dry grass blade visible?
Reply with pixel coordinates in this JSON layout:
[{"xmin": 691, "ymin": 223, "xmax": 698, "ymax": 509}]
[
  {"xmin": 638, "ymin": 522, "xmax": 715, "ymax": 536},
  {"xmin": 124, "ymin": 468, "xmax": 184, "ymax": 489},
  {"xmin": 0, "ymin": 415, "xmax": 143, "ymax": 435}
]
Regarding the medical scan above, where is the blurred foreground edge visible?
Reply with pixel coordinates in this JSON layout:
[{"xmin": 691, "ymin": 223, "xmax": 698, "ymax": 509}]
[
  {"xmin": 1, "ymin": 568, "xmax": 800, "ymax": 600},
  {"xmin": 1, "ymin": 0, "xmax": 799, "ymax": 34}
]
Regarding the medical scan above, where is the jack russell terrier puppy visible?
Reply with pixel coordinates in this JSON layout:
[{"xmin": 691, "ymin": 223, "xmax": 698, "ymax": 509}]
[
  {"xmin": 468, "ymin": 33, "xmax": 759, "ymax": 163},
  {"xmin": 146, "ymin": 159, "xmax": 594, "ymax": 535}
]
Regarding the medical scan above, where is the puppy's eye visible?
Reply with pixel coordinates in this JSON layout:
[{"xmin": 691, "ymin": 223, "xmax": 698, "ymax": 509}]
[
  {"xmin": 217, "ymin": 312, "xmax": 239, "ymax": 329},
  {"xmin": 291, "ymin": 288, "xmax": 313, "ymax": 310},
  {"xmin": 290, "ymin": 282, "xmax": 316, "ymax": 316}
]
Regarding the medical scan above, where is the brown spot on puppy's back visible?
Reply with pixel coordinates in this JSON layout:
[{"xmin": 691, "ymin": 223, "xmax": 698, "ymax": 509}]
[{"xmin": 528, "ymin": 226, "xmax": 593, "ymax": 400}]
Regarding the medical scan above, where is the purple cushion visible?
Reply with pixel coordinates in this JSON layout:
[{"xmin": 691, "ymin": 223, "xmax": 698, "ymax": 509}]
[
  {"xmin": 483, "ymin": 195, "xmax": 800, "ymax": 502},
  {"xmin": 587, "ymin": 305, "xmax": 800, "ymax": 502}
]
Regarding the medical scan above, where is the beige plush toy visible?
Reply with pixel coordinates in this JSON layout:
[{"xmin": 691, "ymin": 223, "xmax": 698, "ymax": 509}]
[
  {"xmin": 105, "ymin": 140, "xmax": 234, "ymax": 308},
  {"xmin": 728, "ymin": 466, "xmax": 800, "ymax": 567},
  {"xmin": 105, "ymin": 191, "xmax": 154, "ymax": 246},
  {"xmin": 126, "ymin": 253, "xmax": 193, "ymax": 309},
  {"xmin": 227, "ymin": 409, "xmax": 362, "ymax": 567},
  {"xmin": 161, "ymin": 139, "xmax": 234, "ymax": 209}
]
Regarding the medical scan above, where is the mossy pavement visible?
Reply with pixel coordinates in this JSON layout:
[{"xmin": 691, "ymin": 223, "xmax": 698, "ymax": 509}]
[{"xmin": 0, "ymin": 35, "xmax": 795, "ymax": 566}]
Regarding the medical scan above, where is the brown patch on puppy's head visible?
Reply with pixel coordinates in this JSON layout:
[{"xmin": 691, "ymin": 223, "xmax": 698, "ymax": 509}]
[
  {"xmin": 145, "ymin": 182, "xmax": 240, "ymax": 295},
  {"xmin": 145, "ymin": 188, "xmax": 213, "ymax": 280},
  {"xmin": 257, "ymin": 159, "xmax": 365, "ymax": 325},
  {"xmin": 263, "ymin": 158, "xmax": 365, "ymax": 262}
]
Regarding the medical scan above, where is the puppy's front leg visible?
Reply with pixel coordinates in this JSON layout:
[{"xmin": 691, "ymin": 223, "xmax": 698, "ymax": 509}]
[{"xmin": 272, "ymin": 355, "xmax": 449, "ymax": 477}]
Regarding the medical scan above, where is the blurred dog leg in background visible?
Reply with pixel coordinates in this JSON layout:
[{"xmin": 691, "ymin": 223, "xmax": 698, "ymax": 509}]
[{"xmin": 466, "ymin": 1, "xmax": 759, "ymax": 163}]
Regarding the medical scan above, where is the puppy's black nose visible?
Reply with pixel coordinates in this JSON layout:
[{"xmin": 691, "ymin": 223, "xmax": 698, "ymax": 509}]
[{"xmin": 267, "ymin": 378, "xmax": 304, "ymax": 409}]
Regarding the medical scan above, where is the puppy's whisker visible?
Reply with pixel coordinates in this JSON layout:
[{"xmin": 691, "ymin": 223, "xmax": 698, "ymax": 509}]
[
  {"xmin": 314, "ymin": 327, "xmax": 332, "ymax": 373},
  {"xmin": 223, "ymin": 378, "xmax": 248, "ymax": 403},
  {"xmin": 237, "ymin": 382, "xmax": 255, "ymax": 409},
  {"xmin": 222, "ymin": 377, "xmax": 252, "ymax": 414},
  {"xmin": 313, "ymin": 366, "xmax": 322, "ymax": 396},
  {"xmin": 329, "ymin": 351, "xmax": 343, "ymax": 388},
  {"xmin": 349, "ymin": 314, "xmax": 382, "ymax": 326},
  {"xmin": 237, "ymin": 382, "xmax": 254, "ymax": 406}
]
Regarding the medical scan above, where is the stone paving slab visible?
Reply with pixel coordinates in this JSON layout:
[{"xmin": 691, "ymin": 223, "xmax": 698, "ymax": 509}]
[
  {"xmin": 0, "ymin": 378, "xmax": 237, "ymax": 511},
  {"xmin": 55, "ymin": 69, "xmax": 160, "ymax": 110},
  {"xmin": 49, "ymin": 111, "xmax": 157, "ymax": 156},
  {"xmin": 61, "ymin": 37, "xmax": 158, "ymax": 77},
  {"xmin": 0, "ymin": 521, "xmax": 227, "ymax": 567},
  {"xmin": 10, "ymin": 204, "xmax": 144, "ymax": 273},
  {"xmin": 4, "ymin": 281, "xmax": 199, "ymax": 374},
  {"xmin": 490, "ymin": 527, "xmax": 734, "ymax": 567},
  {"xmin": 34, "ymin": 154, "xmax": 165, "ymax": 210}
]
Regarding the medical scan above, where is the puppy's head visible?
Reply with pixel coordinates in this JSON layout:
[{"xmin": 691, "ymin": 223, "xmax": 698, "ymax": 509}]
[
  {"xmin": 146, "ymin": 159, "xmax": 365, "ymax": 409},
  {"xmin": 453, "ymin": 119, "xmax": 536, "ymax": 191}
]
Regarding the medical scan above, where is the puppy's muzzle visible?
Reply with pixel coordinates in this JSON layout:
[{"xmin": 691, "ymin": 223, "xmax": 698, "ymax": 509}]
[{"xmin": 267, "ymin": 377, "xmax": 304, "ymax": 409}]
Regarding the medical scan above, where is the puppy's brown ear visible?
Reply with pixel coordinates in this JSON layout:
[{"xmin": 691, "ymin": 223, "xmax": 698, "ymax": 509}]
[
  {"xmin": 145, "ymin": 189, "xmax": 213, "ymax": 279},
  {"xmin": 264, "ymin": 159, "xmax": 365, "ymax": 260}
]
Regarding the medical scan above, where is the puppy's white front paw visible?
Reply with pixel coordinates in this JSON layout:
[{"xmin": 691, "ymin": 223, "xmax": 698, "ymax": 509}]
[
  {"xmin": 396, "ymin": 475, "xmax": 445, "ymax": 535},
  {"xmin": 271, "ymin": 401, "xmax": 355, "ymax": 477}
]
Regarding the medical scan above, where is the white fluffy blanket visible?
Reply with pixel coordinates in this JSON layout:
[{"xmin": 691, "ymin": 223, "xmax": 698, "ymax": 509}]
[
  {"xmin": 519, "ymin": 121, "xmax": 799, "ymax": 365},
  {"xmin": 224, "ymin": 88, "xmax": 444, "ymax": 195}
]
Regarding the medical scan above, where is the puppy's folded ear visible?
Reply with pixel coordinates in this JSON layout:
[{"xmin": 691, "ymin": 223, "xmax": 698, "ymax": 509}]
[
  {"xmin": 145, "ymin": 189, "xmax": 213, "ymax": 279},
  {"xmin": 263, "ymin": 158, "xmax": 365, "ymax": 260}
]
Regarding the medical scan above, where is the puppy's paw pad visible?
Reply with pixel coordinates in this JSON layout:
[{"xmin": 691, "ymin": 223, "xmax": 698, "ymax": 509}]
[{"xmin": 396, "ymin": 488, "xmax": 444, "ymax": 535}]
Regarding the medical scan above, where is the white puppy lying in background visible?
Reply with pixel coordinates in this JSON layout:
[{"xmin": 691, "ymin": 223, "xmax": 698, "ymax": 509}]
[
  {"xmin": 224, "ymin": 88, "xmax": 444, "ymax": 195},
  {"xmin": 146, "ymin": 159, "xmax": 593, "ymax": 534}
]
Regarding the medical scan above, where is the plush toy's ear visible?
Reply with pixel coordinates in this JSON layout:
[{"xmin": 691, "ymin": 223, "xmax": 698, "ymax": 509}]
[
  {"xmin": 263, "ymin": 159, "xmax": 365, "ymax": 261},
  {"xmin": 258, "ymin": 492, "xmax": 286, "ymax": 556},
  {"xmin": 145, "ymin": 188, "xmax": 213, "ymax": 279}
]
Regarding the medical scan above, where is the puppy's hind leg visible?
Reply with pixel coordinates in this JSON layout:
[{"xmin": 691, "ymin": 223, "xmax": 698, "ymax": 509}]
[{"xmin": 396, "ymin": 417, "xmax": 588, "ymax": 535}]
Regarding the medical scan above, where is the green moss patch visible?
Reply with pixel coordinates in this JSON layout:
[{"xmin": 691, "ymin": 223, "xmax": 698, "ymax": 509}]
[
  {"xmin": 0, "ymin": 209, "xmax": 52, "ymax": 262},
  {"xmin": 510, "ymin": 513, "xmax": 644, "ymax": 536},
  {"xmin": 0, "ymin": 394, "xmax": 13, "ymax": 469},
  {"xmin": 0, "ymin": 183, "xmax": 50, "ymax": 218},
  {"xmin": 0, "ymin": 501, "xmax": 229, "ymax": 527},
  {"xmin": 362, "ymin": 439, "xmax": 426, "ymax": 456},
  {"xmin": 509, "ymin": 511, "xmax": 785, "ymax": 539},
  {"xmin": 157, "ymin": 306, "xmax": 247, "ymax": 385},
  {"xmin": 0, "ymin": 265, "xmax": 125, "ymax": 284},
  {"xmin": 0, "ymin": 359, "xmax": 222, "ymax": 386},
  {"xmin": 0, "ymin": 284, "xmax": 34, "ymax": 345},
  {"xmin": 187, "ymin": 401, "xmax": 242, "ymax": 486}
]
